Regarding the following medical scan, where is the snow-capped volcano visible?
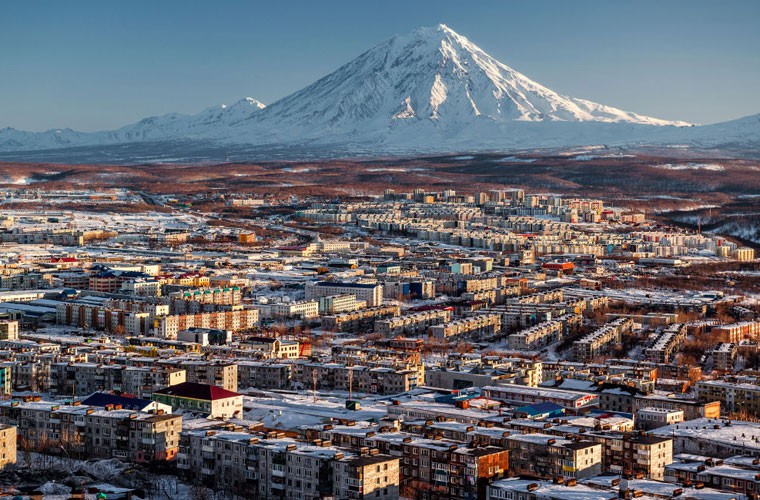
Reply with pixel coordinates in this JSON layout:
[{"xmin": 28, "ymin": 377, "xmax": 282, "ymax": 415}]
[
  {"xmin": 213, "ymin": 24, "xmax": 687, "ymax": 146},
  {"xmin": 2, "ymin": 24, "xmax": 757, "ymax": 161},
  {"xmin": 253, "ymin": 24, "xmax": 685, "ymax": 128}
]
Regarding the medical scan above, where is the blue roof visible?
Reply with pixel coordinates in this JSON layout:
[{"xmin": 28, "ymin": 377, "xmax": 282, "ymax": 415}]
[
  {"xmin": 514, "ymin": 401, "xmax": 565, "ymax": 416},
  {"xmin": 82, "ymin": 392, "xmax": 154, "ymax": 411}
]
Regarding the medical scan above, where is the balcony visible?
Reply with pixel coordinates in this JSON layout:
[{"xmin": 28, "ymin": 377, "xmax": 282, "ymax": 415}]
[
  {"xmin": 271, "ymin": 468, "xmax": 285, "ymax": 478},
  {"xmin": 201, "ymin": 444, "xmax": 214, "ymax": 453}
]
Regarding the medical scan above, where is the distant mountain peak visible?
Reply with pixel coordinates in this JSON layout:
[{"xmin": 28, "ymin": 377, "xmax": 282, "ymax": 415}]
[
  {"xmin": 224, "ymin": 97, "xmax": 266, "ymax": 110},
  {"xmin": 4, "ymin": 23, "xmax": 753, "ymax": 161}
]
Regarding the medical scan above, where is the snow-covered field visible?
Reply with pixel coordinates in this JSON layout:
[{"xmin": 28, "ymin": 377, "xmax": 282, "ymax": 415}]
[{"xmin": 652, "ymin": 162, "xmax": 725, "ymax": 171}]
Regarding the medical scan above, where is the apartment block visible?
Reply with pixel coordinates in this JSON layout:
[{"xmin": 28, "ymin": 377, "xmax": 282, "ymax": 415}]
[
  {"xmin": 293, "ymin": 362, "xmax": 423, "ymax": 395},
  {"xmin": 644, "ymin": 324, "xmax": 686, "ymax": 363},
  {"xmin": 505, "ymin": 433, "xmax": 602, "ymax": 479},
  {"xmin": 375, "ymin": 309, "xmax": 452, "ymax": 337},
  {"xmin": 711, "ymin": 343, "xmax": 737, "ymax": 372},
  {"xmin": 430, "ymin": 313, "xmax": 501, "ymax": 340},
  {"xmin": 711, "ymin": 321, "xmax": 760, "ymax": 343},
  {"xmin": 159, "ymin": 359, "xmax": 238, "ymax": 391},
  {"xmin": 157, "ymin": 308, "xmax": 259, "ymax": 339},
  {"xmin": 318, "ymin": 294, "xmax": 359, "ymax": 315},
  {"xmin": 696, "ymin": 379, "xmax": 760, "ymax": 416},
  {"xmin": 0, "ymin": 400, "xmax": 180, "ymax": 462},
  {"xmin": 507, "ymin": 319, "xmax": 565, "ymax": 351},
  {"xmin": 322, "ymin": 305, "xmax": 400, "ymax": 333},
  {"xmin": 168, "ymin": 286, "xmax": 243, "ymax": 306},
  {"xmin": 637, "ymin": 407, "xmax": 684, "ymax": 430},
  {"xmin": 0, "ymin": 320, "xmax": 19, "ymax": 341},
  {"xmin": 0, "ymin": 425, "xmax": 16, "ymax": 469},
  {"xmin": 572, "ymin": 318, "xmax": 634, "ymax": 363},
  {"xmin": 177, "ymin": 430, "xmax": 401, "ymax": 499},
  {"xmin": 306, "ymin": 281, "xmax": 384, "ymax": 307},
  {"xmin": 237, "ymin": 361, "xmax": 292, "ymax": 391},
  {"xmin": 633, "ymin": 394, "xmax": 721, "ymax": 421}
]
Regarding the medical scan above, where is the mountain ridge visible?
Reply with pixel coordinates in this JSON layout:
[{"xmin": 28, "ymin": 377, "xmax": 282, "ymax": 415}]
[{"xmin": 0, "ymin": 24, "xmax": 757, "ymax": 159}]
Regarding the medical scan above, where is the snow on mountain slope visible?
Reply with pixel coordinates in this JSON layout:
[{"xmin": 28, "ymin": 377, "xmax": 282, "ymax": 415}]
[
  {"xmin": 0, "ymin": 97, "xmax": 266, "ymax": 151},
  {"xmin": 683, "ymin": 112, "xmax": 760, "ymax": 146},
  {"xmin": 2, "ymin": 24, "xmax": 757, "ymax": 158},
  {"xmin": 217, "ymin": 24, "xmax": 687, "ymax": 145}
]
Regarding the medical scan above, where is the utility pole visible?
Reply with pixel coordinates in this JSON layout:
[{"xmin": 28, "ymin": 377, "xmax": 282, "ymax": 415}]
[{"xmin": 348, "ymin": 367, "xmax": 353, "ymax": 402}]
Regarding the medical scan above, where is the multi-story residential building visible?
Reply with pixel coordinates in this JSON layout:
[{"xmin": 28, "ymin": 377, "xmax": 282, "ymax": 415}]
[
  {"xmin": 711, "ymin": 321, "xmax": 760, "ymax": 343},
  {"xmin": 157, "ymin": 308, "xmax": 259, "ymax": 339},
  {"xmin": 237, "ymin": 360, "xmax": 292, "ymax": 391},
  {"xmin": 176, "ymin": 327, "xmax": 231, "ymax": 346},
  {"xmin": 56, "ymin": 303, "xmax": 146, "ymax": 335},
  {"xmin": 0, "ymin": 270, "xmax": 54, "ymax": 290},
  {"xmin": 381, "ymin": 279, "xmax": 436, "ymax": 300},
  {"xmin": 0, "ymin": 229, "xmax": 85, "ymax": 246},
  {"xmin": 696, "ymin": 379, "xmax": 760, "ymax": 416},
  {"xmin": 358, "ymin": 434, "xmax": 509, "ymax": 500},
  {"xmin": 665, "ymin": 454, "xmax": 760, "ymax": 496},
  {"xmin": 711, "ymin": 343, "xmax": 737, "ymax": 372},
  {"xmin": 375, "ymin": 310, "xmax": 452, "ymax": 337},
  {"xmin": 243, "ymin": 336, "xmax": 302, "ymax": 359},
  {"xmin": 0, "ymin": 425, "xmax": 16, "ymax": 469},
  {"xmin": 333, "ymin": 451, "xmax": 401, "ymax": 499},
  {"xmin": 505, "ymin": 433, "xmax": 602, "ymax": 479},
  {"xmin": 644, "ymin": 324, "xmax": 686, "ymax": 363},
  {"xmin": 322, "ymin": 305, "xmax": 400, "ymax": 333},
  {"xmin": 177, "ymin": 430, "xmax": 401, "ymax": 499},
  {"xmin": 430, "ymin": 314, "xmax": 501, "ymax": 340},
  {"xmin": 120, "ymin": 278, "xmax": 162, "ymax": 297},
  {"xmin": 270, "ymin": 299, "xmax": 320, "ymax": 320},
  {"xmin": 168, "ymin": 286, "xmax": 243, "ymax": 306},
  {"xmin": 426, "ymin": 359, "xmax": 542, "ymax": 389},
  {"xmin": 651, "ymin": 418, "xmax": 760, "ymax": 457},
  {"xmin": 636, "ymin": 407, "xmax": 684, "ymax": 430},
  {"xmin": 633, "ymin": 394, "xmax": 721, "ymax": 421},
  {"xmin": 159, "ymin": 359, "xmax": 237, "ymax": 392},
  {"xmin": 116, "ymin": 366, "xmax": 186, "ymax": 398},
  {"xmin": 152, "ymin": 382, "xmax": 243, "ymax": 418},
  {"xmin": 507, "ymin": 319, "xmax": 565, "ymax": 351},
  {"xmin": 293, "ymin": 362, "xmax": 423, "ymax": 395},
  {"xmin": 0, "ymin": 320, "xmax": 19, "ymax": 341},
  {"xmin": 0, "ymin": 365, "xmax": 11, "ymax": 396},
  {"xmin": 306, "ymin": 281, "xmax": 384, "ymax": 307},
  {"xmin": 572, "ymin": 318, "xmax": 634, "ymax": 363},
  {"xmin": 589, "ymin": 432, "xmax": 673, "ymax": 480},
  {"xmin": 0, "ymin": 400, "xmax": 180, "ymax": 462},
  {"xmin": 318, "ymin": 294, "xmax": 359, "ymax": 314}
]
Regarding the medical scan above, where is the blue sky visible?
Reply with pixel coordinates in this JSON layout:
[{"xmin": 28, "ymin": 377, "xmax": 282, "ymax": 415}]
[{"xmin": 2, "ymin": 0, "xmax": 759, "ymax": 131}]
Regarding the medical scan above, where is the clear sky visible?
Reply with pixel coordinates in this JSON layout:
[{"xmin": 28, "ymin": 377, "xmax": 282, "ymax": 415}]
[{"xmin": 2, "ymin": 0, "xmax": 759, "ymax": 131}]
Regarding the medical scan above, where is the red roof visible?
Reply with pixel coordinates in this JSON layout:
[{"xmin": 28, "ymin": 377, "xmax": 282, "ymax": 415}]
[{"xmin": 153, "ymin": 382, "xmax": 240, "ymax": 400}]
